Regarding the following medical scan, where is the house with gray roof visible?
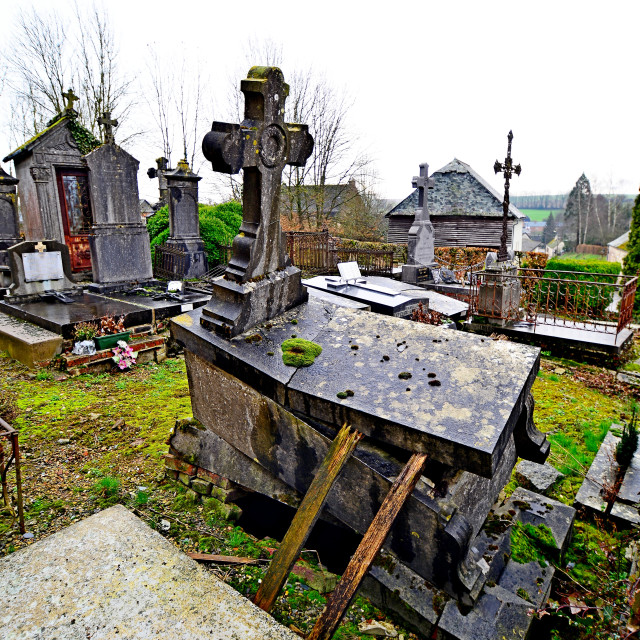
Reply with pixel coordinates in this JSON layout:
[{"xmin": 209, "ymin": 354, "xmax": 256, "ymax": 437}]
[
  {"xmin": 607, "ymin": 230, "xmax": 629, "ymax": 263},
  {"xmin": 385, "ymin": 158, "xmax": 524, "ymax": 250}
]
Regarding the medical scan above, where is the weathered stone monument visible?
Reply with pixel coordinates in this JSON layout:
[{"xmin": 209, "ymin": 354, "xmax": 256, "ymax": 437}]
[
  {"xmin": 401, "ymin": 162, "xmax": 438, "ymax": 284},
  {"xmin": 168, "ymin": 67, "xmax": 567, "ymax": 638},
  {"xmin": 200, "ymin": 66, "xmax": 314, "ymax": 336},
  {"xmin": 476, "ymin": 132, "xmax": 522, "ymax": 325},
  {"xmin": 86, "ymin": 113, "xmax": 154, "ymax": 290},
  {"xmin": 0, "ymin": 165, "xmax": 21, "ymax": 287},
  {"xmin": 147, "ymin": 156, "xmax": 171, "ymax": 208},
  {"xmin": 164, "ymin": 159, "xmax": 208, "ymax": 279}
]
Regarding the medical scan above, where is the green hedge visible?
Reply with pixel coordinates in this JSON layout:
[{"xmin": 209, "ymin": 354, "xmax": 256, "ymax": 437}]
[
  {"xmin": 147, "ymin": 201, "xmax": 243, "ymax": 264},
  {"xmin": 545, "ymin": 257, "xmax": 621, "ymax": 276}
]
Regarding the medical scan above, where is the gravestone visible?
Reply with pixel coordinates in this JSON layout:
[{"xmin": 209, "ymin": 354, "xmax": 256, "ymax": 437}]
[
  {"xmin": 4, "ymin": 240, "xmax": 78, "ymax": 301},
  {"xmin": 200, "ymin": 66, "xmax": 314, "ymax": 336},
  {"xmin": 165, "ymin": 159, "xmax": 207, "ymax": 279},
  {"xmin": 147, "ymin": 156, "xmax": 171, "ymax": 208},
  {"xmin": 476, "ymin": 250, "xmax": 521, "ymax": 325},
  {"xmin": 86, "ymin": 115, "xmax": 154, "ymax": 289},
  {"xmin": 401, "ymin": 162, "xmax": 438, "ymax": 284},
  {"xmin": 0, "ymin": 165, "xmax": 21, "ymax": 287}
]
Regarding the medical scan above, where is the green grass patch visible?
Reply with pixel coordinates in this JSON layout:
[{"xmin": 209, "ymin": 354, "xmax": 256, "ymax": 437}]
[{"xmin": 520, "ymin": 209, "xmax": 563, "ymax": 221}]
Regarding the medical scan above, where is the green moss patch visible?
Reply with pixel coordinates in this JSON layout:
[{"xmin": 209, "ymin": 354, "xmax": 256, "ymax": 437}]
[{"xmin": 281, "ymin": 338, "xmax": 322, "ymax": 367}]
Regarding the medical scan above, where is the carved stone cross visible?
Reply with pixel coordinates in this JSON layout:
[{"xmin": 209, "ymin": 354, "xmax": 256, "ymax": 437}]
[
  {"xmin": 412, "ymin": 163, "xmax": 435, "ymax": 217},
  {"xmin": 493, "ymin": 130, "xmax": 521, "ymax": 262},
  {"xmin": 34, "ymin": 242, "xmax": 46, "ymax": 253},
  {"xmin": 62, "ymin": 89, "xmax": 79, "ymax": 112},
  {"xmin": 202, "ymin": 66, "xmax": 314, "ymax": 283},
  {"xmin": 98, "ymin": 111, "xmax": 119, "ymax": 145}
]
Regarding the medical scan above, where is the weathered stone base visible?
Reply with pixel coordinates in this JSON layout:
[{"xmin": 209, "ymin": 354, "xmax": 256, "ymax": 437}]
[
  {"xmin": 89, "ymin": 223, "xmax": 153, "ymax": 285},
  {"xmin": 166, "ymin": 237, "xmax": 208, "ymax": 279},
  {"xmin": 0, "ymin": 311, "xmax": 63, "ymax": 368},
  {"xmin": 200, "ymin": 265, "xmax": 308, "ymax": 336},
  {"xmin": 476, "ymin": 263, "xmax": 521, "ymax": 326},
  {"xmin": 401, "ymin": 263, "xmax": 438, "ymax": 285}
]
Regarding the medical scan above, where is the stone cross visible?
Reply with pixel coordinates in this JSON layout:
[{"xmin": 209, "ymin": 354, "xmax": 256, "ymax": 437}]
[
  {"xmin": 62, "ymin": 89, "xmax": 79, "ymax": 112},
  {"xmin": 412, "ymin": 163, "xmax": 435, "ymax": 215},
  {"xmin": 98, "ymin": 111, "xmax": 119, "ymax": 145},
  {"xmin": 202, "ymin": 66, "xmax": 314, "ymax": 283},
  {"xmin": 34, "ymin": 242, "xmax": 46, "ymax": 253},
  {"xmin": 493, "ymin": 130, "xmax": 521, "ymax": 262}
]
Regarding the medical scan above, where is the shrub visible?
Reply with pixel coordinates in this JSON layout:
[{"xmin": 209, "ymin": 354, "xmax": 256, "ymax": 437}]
[{"xmin": 616, "ymin": 412, "xmax": 638, "ymax": 468}]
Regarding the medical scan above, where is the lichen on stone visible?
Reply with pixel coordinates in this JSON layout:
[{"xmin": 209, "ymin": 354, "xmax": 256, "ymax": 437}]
[{"xmin": 281, "ymin": 338, "xmax": 322, "ymax": 367}]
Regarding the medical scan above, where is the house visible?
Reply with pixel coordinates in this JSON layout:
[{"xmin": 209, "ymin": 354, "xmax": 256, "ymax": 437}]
[
  {"xmin": 3, "ymin": 107, "xmax": 100, "ymax": 274},
  {"xmin": 385, "ymin": 158, "xmax": 524, "ymax": 250},
  {"xmin": 139, "ymin": 199, "xmax": 155, "ymax": 220},
  {"xmin": 545, "ymin": 236, "xmax": 564, "ymax": 258},
  {"xmin": 521, "ymin": 232, "xmax": 543, "ymax": 253},
  {"xmin": 607, "ymin": 231, "xmax": 629, "ymax": 263}
]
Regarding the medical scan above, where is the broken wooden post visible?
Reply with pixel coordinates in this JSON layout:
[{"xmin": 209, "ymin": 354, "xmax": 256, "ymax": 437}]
[
  {"xmin": 307, "ymin": 452, "xmax": 428, "ymax": 640},
  {"xmin": 254, "ymin": 425, "xmax": 362, "ymax": 612}
]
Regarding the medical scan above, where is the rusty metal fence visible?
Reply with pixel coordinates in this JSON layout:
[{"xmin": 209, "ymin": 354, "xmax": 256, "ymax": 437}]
[
  {"xmin": 153, "ymin": 244, "xmax": 187, "ymax": 280},
  {"xmin": 328, "ymin": 248, "xmax": 395, "ymax": 276},
  {"xmin": 470, "ymin": 267, "xmax": 637, "ymax": 335},
  {"xmin": 0, "ymin": 417, "xmax": 25, "ymax": 534},
  {"xmin": 286, "ymin": 230, "xmax": 332, "ymax": 273}
]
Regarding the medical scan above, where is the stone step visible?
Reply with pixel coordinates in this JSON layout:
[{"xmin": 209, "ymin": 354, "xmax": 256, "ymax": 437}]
[
  {"xmin": 0, "ymin": 311, "xmax": 62, "ymax": 368},
  {"xmin": 0, "ymin": 505, "xmax": 297, "ymax": 640}
]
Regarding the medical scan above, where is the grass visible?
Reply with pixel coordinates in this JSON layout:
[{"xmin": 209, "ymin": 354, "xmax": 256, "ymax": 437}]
[
  {"xmin": 558, "ymin": 252, "xmax": 608, "ymax": 262},
  {"xmin": 520, "ymin": 209, "xmax": 563, "ymax": 222}
]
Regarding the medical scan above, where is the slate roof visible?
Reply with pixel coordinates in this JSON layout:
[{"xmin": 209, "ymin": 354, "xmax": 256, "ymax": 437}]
[
  {"xmin": 3, "ymin": 116, "xmax": 69, "ymax": 163},
  {"xmin": 385, "ymin": 158, "xmax": 524, "ymax": 220},
  {"xmin": 521, "ymin": 233, "xmax": 542, "ymax": 253},
  {"xmin": 608, "ymin": 231, "xmax": 629, "ymax": 249}
]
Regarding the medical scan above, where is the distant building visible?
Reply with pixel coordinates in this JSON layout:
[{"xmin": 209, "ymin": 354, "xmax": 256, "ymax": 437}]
[
  {"xmin": 607, "ymin": 231, "xmax": 629, "ymax": 263},
  {"xmin": 545, "ymin": 236, "xmax": 564, "ymax": 258},
  {"xmin": 139, "ymin": 199, "xmax": 155, "ymax": 220},
  {"xmin": 521, "ymin": 233, "xmax": 543, "ymax": 253},
  {"xmin": 385, "ymin": 158, "xmax": 524, "ymax": 250}
]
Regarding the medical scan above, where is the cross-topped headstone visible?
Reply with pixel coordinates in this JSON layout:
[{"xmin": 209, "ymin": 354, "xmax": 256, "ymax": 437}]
[
  {"xmin": 34, "ymin": 242, "xmax": 46, "ymax": 253},
  {"xmin": 98, "ymin": 111, "xmax": 119, "ymax": 145},
  {"xmin": 62, "ymin": 89, "xmax": 79, "ymax": 112},
  {"xmin": 412, "ymin": 162, "xmax": 435, "ymax": 212},
  {"xmin": 202, "ymin": 66, "xmax": 314, "ymax": 283},
  {"xmin": 493, "ymin": 130, "xmax": 521, "ymax": 262}
]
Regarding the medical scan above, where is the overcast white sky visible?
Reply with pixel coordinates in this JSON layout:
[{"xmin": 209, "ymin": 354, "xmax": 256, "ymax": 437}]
[{"xmin": 1, "ymin": 0, "xmax": 638, "ymax": 204}]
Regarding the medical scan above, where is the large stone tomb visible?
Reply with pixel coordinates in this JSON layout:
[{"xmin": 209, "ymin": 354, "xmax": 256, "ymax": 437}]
[
  {"xmin": 0, "ymin": 505, "xmax": 297, "ymax": 640},
  {"xmin": 0, "ymin": 165, "xmax": 21, "ymax": 287},
  {"xmin": 86, "ymin": 143, "xmax": 154, "ymax": 289},
  {"xmin": 171, "ymin": 299, "xmax": 549, "ymax": 605}
]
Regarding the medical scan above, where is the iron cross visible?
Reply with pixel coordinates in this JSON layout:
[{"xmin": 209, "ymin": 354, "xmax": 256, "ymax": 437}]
[
  {"xmin": 494, "ymin": 130, "xmax": 521, "ymax": 261},
  {"xmin": 62, "ymin": 88, "xmax": 79, "ymax": 112},
  {"xmin": 412, "ymin": 163, "xmax": 435, "ymax": 218},
  {"xmin": 98, "ymin": 111, "xmax": 119, "ymax": 145},
  {"xmin": 202, "ymin": 66, "xmax": 314, "ymax": 283}
]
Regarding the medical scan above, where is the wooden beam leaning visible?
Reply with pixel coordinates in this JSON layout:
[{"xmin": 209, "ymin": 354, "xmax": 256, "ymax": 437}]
[
  {"xmin": 253, "ymin": 424, "xmax": 363, "ymax": 612},
  {"xmin": 308, "ymin": 452, "xmax": 429, "ymax": 640}
]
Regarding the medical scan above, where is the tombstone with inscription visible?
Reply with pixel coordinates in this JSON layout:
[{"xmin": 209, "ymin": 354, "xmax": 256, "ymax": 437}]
[
  {"xmin": 164, "ymin": 159, "xmax": 208, "ymax": 279},
  {"xmin": 4, "ymin": 240, "xmax": 78, "ymax": 302},
  {"xmin": 0, "ymin": 165, "xmax": 21, "ymax": 287},
  {"xmin": 86, "ymin": 113, "xmax": 154, "ymax": 290},
  {"xmin": 168, "ymin": 67, "xmax": 559, "ymax": 639},
  {"xmin": 401, "ymin": 162, "xmax": 438, "ymax": 284}
]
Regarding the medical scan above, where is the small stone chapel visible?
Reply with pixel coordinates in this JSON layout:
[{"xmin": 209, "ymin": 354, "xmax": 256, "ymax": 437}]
[{"xmin": 2, "ymin": 92, "xmax": 101, "ymax": 276}]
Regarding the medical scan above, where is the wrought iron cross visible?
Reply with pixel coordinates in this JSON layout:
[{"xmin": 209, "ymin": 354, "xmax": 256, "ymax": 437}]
[
  {"xmin": 493, "ymin": 130, "xmax": 521, "ymax": 262},
  {"xmin": 202, "ymin": 66, "xmax": 314, "ymax": 283},
  {"xmin": 98, "ymin": 111, "xmax": 119, "ymax": 145},
  {"xmin": 412, "ymin": 163, "xmax": 435, "ymax": 217},
  {"xmin": 62, "ymin": 88, "xmax": 79, "ymax": 112}
]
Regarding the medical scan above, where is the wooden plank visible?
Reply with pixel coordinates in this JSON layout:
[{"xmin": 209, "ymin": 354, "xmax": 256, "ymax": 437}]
[
  {"xmin": 307, "ymin": 452, "xmax": 428, "ymax": 640},
  {"xmin": 187, "ymin": 553, "xmax": 259, "ymax": 565},
  {"xmin": 253, "ymin": 425, "xmax": 362, "ymax": 613}
]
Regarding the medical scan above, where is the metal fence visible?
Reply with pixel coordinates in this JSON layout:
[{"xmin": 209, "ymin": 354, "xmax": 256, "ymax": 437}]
[
  {"xmin": 470, "ymin": 267, "xmax": 637, "ymax": 335},
  {"xmin": 153, "ymin": 244, "xmax": 187, "ymax": 280},
  {"xmin": 286, "ymin": 230, "xmax": 332, "ymax": 273},
  {"xmin": 328, "ymin": 248, "xmax": 395, "ymax": 276},
  {"xmin": 0, "ymin": 417, "xmax": 25, "ymax": 534}
]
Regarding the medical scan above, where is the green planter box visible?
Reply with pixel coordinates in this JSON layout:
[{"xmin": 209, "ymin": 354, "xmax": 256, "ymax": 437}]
[{"xmin": 94, "ymin": 332, "xmax": 131, "ymax": 351}]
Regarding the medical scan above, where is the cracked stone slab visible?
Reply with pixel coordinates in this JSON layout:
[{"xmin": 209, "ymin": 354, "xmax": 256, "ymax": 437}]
[
  {"xmin": 515, "ymin": 459, "xmax": 563, "ymax": 494},
  {"xmin": 0, "ymin": 505, "xmax": 297, "ymax": 640}
]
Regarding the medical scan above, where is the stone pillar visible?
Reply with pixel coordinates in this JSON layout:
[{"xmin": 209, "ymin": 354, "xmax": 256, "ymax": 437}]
[
  {"xmin": 476, "ymin": 252, "xmax": 522, "ymax": 325},
  {"xmin": 29, "ymin": 165, "xmax": 65, "ymax": 242},
  {"xmin": 0, "ymin": 165, "xmax": 21, "ymax": 269},
  {"xmin": 85, "ymin": 143, "xmax": 154, "ymax": 288},
  {"xmin": 165, "ymin": 159, "xmax": 207, "ymax": 279}
]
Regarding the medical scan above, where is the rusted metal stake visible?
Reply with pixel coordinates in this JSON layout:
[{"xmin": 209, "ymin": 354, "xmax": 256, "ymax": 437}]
[
  {"xmin": 12, "ymin": 431, "xmax": 25, "ymax": 534},
  {"xmin": 253, "ymin": 424, "xmax": 363, "ymax": 613},
  {"xmin": 307, "ymin": 452, "xmax": 428, "ymax": 640}
]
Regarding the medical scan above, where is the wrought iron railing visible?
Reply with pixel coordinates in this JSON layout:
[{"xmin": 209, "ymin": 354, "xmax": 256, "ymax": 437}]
[
  {"xmin": 153, "ymin": 244, "xmax": 187, "ymax": 280},
  {"xmin": 0, "ymin": 417, "xmax": 25, "ymax": 534},
  {"xmin": 286, "ymin": 230, "xmax": 332, "ymax": 273},
  {"xmin": 329, "ymin": 248, "xmax": 395, "ymax": 277},
  {"xmin": 470, "ymin": 267, "xmax": 637, "ymax": 335}
]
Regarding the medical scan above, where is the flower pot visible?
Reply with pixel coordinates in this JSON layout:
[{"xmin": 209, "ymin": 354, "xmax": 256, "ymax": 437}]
[{"xmin": 94, "ymin": 331, "xmax": 131, "ymax": 351}]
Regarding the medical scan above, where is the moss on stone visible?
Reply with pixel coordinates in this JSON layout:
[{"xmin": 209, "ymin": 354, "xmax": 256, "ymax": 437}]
[{"xmin": 281, "ymin": 338, "xmax": 322, "ymax": 367}]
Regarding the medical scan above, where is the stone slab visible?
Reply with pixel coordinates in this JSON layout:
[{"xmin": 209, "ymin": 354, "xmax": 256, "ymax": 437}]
[
  {"xmin": 306, "ymin": 286, "xmax": 370, "ymax": 310},
  {"xmin": 0, "ymin": 505, "xmax": 297, "ymax": 640},
  {"xmin": 515, "ymin": 459, "xmax": 563, "ymax": 494},
  {"xmin": 171, "ymin": 301, "xmax": 542, "ymax": 477},
  {"xmin": 104, "ymin": 290, "xmax": 210, "ymax": 322},
  {"xmin": 0, "ymin": 311, "xmax": 62, "ymax": 368},
  {"xmin": 617, "ymin": 439, "xmax": 640, "ymax": 506}
]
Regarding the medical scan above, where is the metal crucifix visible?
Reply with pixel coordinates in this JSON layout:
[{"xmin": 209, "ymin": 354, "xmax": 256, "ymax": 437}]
[
  {"xmin": 493, "ymin": 130, "xmax": 521, "ymax": 262},
  {"xmin": 98, "ymin": 111, "xmax": 119, "ymax": 145}
]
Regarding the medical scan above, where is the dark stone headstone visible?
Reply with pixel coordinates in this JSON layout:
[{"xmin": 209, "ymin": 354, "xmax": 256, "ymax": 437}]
[
  {"xmin": 165, "ymin": 159, "xmax": 207, "ymax": 279},
  {"xmin": 200, "ymin": 66, "xmax": 314, "ymax": 336},
  {"xmin": 85, "ymin": 143, "xmax": 153, "ymax": 286},
  {"xmin": 0, "ymin": 165, "xmax": 21, "ymax": 273}
]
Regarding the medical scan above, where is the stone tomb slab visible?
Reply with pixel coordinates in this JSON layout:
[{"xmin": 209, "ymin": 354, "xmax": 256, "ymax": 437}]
[
  {"xmin": 105, "ymin": 290, "xmax": 211, "ymax": 322},
  {"xmin": 0, "ymin": 505, "xmax": 297, "ymax": 640},
  {"xmin": 171, "ymin": 299, "xmax": 541, "ymax": 477},
  {"xmin": 0, "ymin": 311, "xmax": 63, "ymax": 368}
]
